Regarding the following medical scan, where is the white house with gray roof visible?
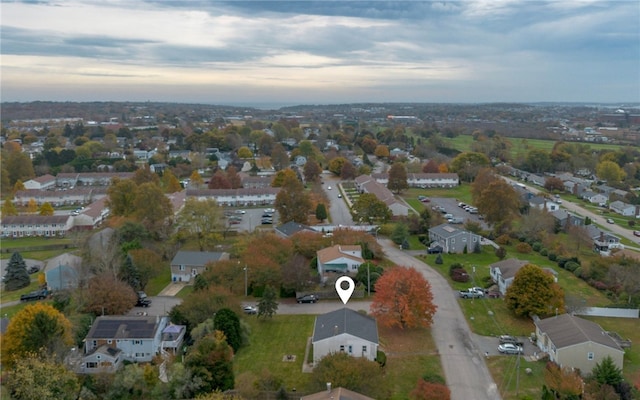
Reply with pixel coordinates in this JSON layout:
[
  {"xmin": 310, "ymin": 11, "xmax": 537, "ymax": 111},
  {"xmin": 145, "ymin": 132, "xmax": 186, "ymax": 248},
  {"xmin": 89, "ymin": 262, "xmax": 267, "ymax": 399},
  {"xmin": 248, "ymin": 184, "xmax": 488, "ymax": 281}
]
[
  {"xmin": 312, "ymin": 308, "xmax": 379, "ymax": 363},
  {"xmin": 428, "ymin": 224, "xmax": 482, "ymax": 254},
  {"xmin": 534, "ymin": 314, "xmax": 624, "ymax": 375},
  {"xmin": 170, "ymin": 250, "xmax": 229, "ymax": 282}
]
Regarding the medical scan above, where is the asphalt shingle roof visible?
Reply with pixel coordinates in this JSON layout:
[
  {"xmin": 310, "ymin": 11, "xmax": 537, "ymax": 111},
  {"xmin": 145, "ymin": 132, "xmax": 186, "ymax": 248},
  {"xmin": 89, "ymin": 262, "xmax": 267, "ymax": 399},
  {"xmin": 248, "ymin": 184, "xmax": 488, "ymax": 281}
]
[
  {"xmin": 312, "ymin": 308, "xmax": 378, "ymax": 344},
  {"xmin": 535, "ymin": 314, "xmax": 623, "ymax": 351},
  {"xmin": 170, "ymin": 251, "xmax": 226, "ymax": 266}
]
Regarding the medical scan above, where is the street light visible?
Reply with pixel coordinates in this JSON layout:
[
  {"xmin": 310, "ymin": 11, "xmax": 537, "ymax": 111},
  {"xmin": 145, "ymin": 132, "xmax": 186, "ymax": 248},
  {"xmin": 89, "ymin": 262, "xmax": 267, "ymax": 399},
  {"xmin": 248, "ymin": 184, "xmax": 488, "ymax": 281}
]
[{"xmin": 243, "ymin": 266, "xmax": 248, "ymax": 297}]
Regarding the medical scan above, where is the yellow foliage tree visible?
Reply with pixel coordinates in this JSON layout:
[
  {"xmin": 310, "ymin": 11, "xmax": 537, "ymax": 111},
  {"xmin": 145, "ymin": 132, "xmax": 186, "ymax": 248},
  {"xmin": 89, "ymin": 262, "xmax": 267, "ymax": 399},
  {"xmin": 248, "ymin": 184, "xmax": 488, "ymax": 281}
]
[
  {"xmin": 162, "ymin": 169, "xmax": 182, "ymax": 193},
  {"xmin": 190, "ymin": 170, "xmax": 204, "ymax": 188},
  {"xmin": 26, "ymin": 198, "xmax": 38, "ymax": 214},
  {"xmin": 1, "ymin": 303, "xmax": 73, "ymax": 367},
  {"xmin": 2, "ymin": 198, "xmax": 18, "ymax": 216},
  {"xmin": 39, "ymin": 202, "xmax": 54, "ymax": 216}
]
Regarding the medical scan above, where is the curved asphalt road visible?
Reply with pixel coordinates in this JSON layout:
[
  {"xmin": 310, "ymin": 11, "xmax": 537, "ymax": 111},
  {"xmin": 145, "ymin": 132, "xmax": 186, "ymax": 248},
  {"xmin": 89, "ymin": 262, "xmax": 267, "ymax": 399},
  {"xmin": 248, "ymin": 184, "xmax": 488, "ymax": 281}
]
[{"xmin": 378, "ymin": 239, "xmax": 501, "ymax": 400}]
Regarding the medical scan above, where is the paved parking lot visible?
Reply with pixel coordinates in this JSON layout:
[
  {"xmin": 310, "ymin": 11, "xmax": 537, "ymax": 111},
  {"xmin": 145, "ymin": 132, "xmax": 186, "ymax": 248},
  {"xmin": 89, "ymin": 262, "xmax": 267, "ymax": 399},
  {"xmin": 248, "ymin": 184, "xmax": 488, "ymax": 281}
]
[
  {"xmin": 224, "ymin": 207, "xmax": 278, "ymax": 232},
  {"xmin": 429, "ymin": 197, "xmax": 488, "ymax": 228}
]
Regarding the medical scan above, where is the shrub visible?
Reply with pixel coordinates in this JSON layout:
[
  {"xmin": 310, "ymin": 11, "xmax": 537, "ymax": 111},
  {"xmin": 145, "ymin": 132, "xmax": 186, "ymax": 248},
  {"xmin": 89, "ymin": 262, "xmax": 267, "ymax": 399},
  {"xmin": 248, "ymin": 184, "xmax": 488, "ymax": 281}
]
[
  {"xmin": 532, "ymin": 242, "xmax": 542, "ymax": 252},
  {"xmin": 495, "ymin": 246, "xmax": 507, "ymax": 260},
  {"xmin": 564, "ymin": 261, "xmax": 580, "ymax": 272},
  {"xmin": 495, "ymin": 234, "xmax": 511, "ymax": 245},
  {"xmin": 629, "ymin": 220, "xmax": 636, "ymax": 227},
  {"xmin": 421, "ymin": 372, "xmax": 446, "ymax": 385},
  {"xmin": 376, "ymin": 350, "xmax": 387, "ymax": 367},
  {"xmin": 540, "ymin": 248, "xmax": 548, "ymax": 256},
  {"xmin": 592, "ymin": 281, "xmax": 608, "ymax": 291},
  {"xmin": 435, "ymin": 254, "xmax": 443, "ymax": 265},
  {"xmin": 449, "ymin": 263, "xmax": 464, "ymax": 274},
  {"xmin": 451, "ymin": 269, "xmax": 470, "ymax": 282},
  {"xmin": 548, "ymin": 252, "xmax": 557, "ymax": 261},
  {"xmin": 515, "ymin": 242, "xmax": 532, "ymax": 254},
  {"xmin": 573, "ymin": 267, "xmax": 582, "ymax": 278}
]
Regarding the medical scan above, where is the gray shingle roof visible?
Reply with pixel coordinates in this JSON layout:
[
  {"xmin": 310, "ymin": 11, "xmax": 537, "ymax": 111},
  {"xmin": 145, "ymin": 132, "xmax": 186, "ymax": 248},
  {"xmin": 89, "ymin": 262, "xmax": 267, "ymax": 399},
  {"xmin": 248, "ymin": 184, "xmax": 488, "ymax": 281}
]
[
  {"xmin": 491, "ymin": 258, "xmax": 529, "ymax": 280},
  {"xmin": 312, "ymin": 308, "xmax": 378, "ymax": 344},
  {"xmin": 535, "ymin": 314, "xmax": 623, "ymax": 351},
  {"xmin": 275, "ymin": 221, "xmax": 314, "ymax": 237}
]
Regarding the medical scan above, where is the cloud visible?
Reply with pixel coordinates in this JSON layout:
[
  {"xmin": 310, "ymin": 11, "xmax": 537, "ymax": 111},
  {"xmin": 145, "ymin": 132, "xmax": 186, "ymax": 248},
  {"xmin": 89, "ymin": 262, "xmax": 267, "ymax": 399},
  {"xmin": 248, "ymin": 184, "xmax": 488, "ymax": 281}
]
[{"xmin": 1, "ymin": 0, "xmax": 638, "ymax": 103}]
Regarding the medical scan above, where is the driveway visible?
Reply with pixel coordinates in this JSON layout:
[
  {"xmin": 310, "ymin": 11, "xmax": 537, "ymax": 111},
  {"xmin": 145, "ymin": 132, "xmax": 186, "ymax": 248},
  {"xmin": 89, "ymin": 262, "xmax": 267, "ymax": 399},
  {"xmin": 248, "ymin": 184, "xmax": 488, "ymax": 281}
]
[
  {"xmin": 127, "ymin": 296, "xmax": 182, "ymax": 317},
  {"xmin": 378, "ymin": 239, "xmax": 501, "ymax": 400}
]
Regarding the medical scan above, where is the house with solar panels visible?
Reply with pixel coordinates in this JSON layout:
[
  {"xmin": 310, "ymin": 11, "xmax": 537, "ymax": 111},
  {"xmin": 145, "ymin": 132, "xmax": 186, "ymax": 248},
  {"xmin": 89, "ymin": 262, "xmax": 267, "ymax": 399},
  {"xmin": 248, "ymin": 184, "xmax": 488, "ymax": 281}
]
[{"xmin": 84, "ymin": 315, "xmax": 169, "ymax": 363}]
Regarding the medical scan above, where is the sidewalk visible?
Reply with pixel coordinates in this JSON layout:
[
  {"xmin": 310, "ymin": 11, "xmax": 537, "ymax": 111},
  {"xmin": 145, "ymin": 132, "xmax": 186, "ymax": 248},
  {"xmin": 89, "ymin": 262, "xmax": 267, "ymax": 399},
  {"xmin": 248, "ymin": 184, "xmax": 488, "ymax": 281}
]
[{"xmin": 157, "ymin": 282, "xmax": 187, "ymax": 296}]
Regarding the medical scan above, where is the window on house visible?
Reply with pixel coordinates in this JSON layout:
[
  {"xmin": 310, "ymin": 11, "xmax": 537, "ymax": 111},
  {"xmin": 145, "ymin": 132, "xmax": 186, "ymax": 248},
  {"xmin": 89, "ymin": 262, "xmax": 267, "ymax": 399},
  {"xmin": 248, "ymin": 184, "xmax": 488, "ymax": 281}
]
[
  {"xmin": 588, "ymin": 352, "xmax": 594, "ymax": 360},
  {"xmin": 451, "ymin": 239, "xmax": 455, "ymax": 244},
  {"xmin": 348, "ymin": 345, "xmax": 353, "ymax": 354},
  {"xmin": 179, "ymin": 265, "xmax": 185, "ymax": 271},
  {"xmin": 86, "ymin": 362, "xmax": 97, "ymax": 369},
  {"xmin": 339, "ymin": 345, "xmax": 345, "ymax": 352},
  {"xmin": 362, "ymin": 345, "xmax": 367, "ymax": 353}
]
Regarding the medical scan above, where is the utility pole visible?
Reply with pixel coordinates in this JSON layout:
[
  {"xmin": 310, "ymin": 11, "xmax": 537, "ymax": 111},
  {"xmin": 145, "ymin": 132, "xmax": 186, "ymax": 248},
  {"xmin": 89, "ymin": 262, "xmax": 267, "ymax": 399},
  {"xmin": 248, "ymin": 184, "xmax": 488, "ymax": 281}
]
[
  {"xmin": 243, "ymin": 266, "xmax": 248, "ymax": 297},
  {"xmin": 367, "ymin": 263, "xmax": 371, "ymax": 297}
]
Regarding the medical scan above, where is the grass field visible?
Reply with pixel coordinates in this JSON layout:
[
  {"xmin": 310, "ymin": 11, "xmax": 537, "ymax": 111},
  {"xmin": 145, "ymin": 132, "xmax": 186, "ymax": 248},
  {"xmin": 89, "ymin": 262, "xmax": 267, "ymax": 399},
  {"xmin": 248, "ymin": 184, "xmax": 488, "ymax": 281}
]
[
  {"xmin": 233, "ymin": 315, "xmax": 444, "ymax": 398},
  {"xmin": 487, "ymin": 355, "xmax": 547, "ymax": 400},
  {"xmin": 443, "ymin": 135, "xmax": 625, "ymax": 159}
]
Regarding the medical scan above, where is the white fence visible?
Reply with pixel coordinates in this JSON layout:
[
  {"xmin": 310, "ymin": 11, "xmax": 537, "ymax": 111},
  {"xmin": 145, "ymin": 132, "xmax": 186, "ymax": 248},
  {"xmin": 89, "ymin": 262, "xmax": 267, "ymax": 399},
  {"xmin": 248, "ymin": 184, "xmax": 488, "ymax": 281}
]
[{"xmin": 574, "ymin": 307, "xmax": 639, "ymax": 319}]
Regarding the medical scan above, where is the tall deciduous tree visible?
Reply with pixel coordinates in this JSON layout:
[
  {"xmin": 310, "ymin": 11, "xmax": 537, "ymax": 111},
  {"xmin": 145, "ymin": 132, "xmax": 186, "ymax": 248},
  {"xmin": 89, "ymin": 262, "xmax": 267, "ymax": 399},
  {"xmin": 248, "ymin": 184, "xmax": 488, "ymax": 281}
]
[
  {"xmin": 351, "ymin": 193, "xmax": 392, "ymax": 224},
  {"xmin": 226, "ymin": 165, "xmax": 242, "ymax": 189},
  {"xmin": 275, "ymin": 173, "xmax": 311, "ymax": 224},
  {"xmin": 271, "ymin": 168, "xmax": 298, "ymax": 187},
  {"xmin": 270, "ymin": 143, "xmax": 290, "ymax": 171},
  {"xmin": 2, "ymin": 198, "xmax": 18, "ymax": 216},
  {"xmin": 83, "ymin": 273, "xmax": 137, "ymax": 315},
  {"xmin": 505, "ymin": 264, "xmax": 564, "ymax": 317},
  {"xmin": 4, "ymin": 252, "xmax": 30, "ymax": 290},
  {"xmin": 1, "ymin": 303, "xmax": 73, "ymax": 367},
  {"xmin": 371, "ymin": 266, "xmax": 437, "ymax": 329},
  {"xmin": 134, "ymin": 182, "xmax": 173, "ymax": 235},
  {"xmin": 185, "ymin": 330, "xmax": 235, "ymax": 394},
  {"xmin": 39, "ymin": 202, "xmax": 54, "ymax": 216},
  {"xmin": 388, "ymin": 162, "xmax": 408, "ymax": 194},
  {"xmin": 5, "ymin": 355, "xmax": 80, "ymax": 400},
  {"xmin": 162, "ymin": 169, "xmax": 182, "ymax": 193},
  {"xmin": 328, "ymin": 157, "xmax": 347, "ymax": 176},
  {"xmin": 189, "ymin": 170, "xmax": 204, "ymax": 188},
  {"xmin": 257, "ymin": 285, "xmax": 278, "ymax": 319},
  {"xmin": 107, "ymin": 177, "xmax": 138, "ymax": 217},
  {"xmin": 26, "ymin": 198, "xmax": 38, "ymax": 214},
  {"xmin": 176, "ymin": 198, "xmax": 224, "ymax": 251},
  {"xmin": 450, "ymin": 152, "xmax": 490, "ymax": 182},
  {"xmin": 208, "ymin": 170, "xmax": 231, "ymax": 189},
  {"xmin": 6, "ymin": 151, "xmax": 35, "ymax": 185},
  {"xmin": 303, "ymin": 158, "xmax": 322, "ymax": 182},
  {"xmin": 474, "ymin": 179, "xmax": 521, "ymax": 233},
  {"xmin": 596, "ymin": 160, "xmax": 626, "ymax": 183},
  {"xmin": 340, "ymin": 160, "xmax": 357, "ymax": 180}
]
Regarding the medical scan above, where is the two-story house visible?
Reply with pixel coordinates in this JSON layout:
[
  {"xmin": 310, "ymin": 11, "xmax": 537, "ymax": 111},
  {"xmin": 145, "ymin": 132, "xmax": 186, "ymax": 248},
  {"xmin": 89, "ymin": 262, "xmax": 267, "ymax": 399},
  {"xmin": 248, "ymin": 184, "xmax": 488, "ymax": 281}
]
[
  {"xmin": 170, "ymin": 250, "xmax": 229, "ymax": 283},
  {"xmin": 428, "ymin": 224, "xmax": 482, "ymax": 254}
]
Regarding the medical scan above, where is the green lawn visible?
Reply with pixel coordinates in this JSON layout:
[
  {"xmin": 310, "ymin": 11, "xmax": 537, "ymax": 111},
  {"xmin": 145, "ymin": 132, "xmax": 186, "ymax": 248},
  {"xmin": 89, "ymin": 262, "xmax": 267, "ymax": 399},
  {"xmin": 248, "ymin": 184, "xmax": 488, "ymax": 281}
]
[
  {"xmin": 486, "ymin": 356, "xmax": 547, "ymax": 400},
  {"xmin": 233, "ymin": 315, "xmax": 444, "ymax": 398},
  {"xmin": 234, "ymin": 315, "xmax": 315, "ymax": 391},
  {"xmin": 1, "ymin": 279, "xmax": 43, "ymax": 304},
  {"xmin": 145, "ymin": 268, "xmax": 171, "ymax": 296},
  {"xmin": 583, "ymin": 317, "xmax": 640, "ymax": 383},
  {"xmin": 444, "ymin": 135, "xmax": 625, "ymax": 159}
]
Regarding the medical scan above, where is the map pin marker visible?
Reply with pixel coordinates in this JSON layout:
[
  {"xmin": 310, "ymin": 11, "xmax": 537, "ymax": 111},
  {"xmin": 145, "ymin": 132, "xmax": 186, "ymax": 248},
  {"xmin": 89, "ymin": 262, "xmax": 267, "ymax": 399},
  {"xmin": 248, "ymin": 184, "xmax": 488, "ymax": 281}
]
[{"xmin": 335, "ymin": 276, "xmax": 355, "ymax": 305}]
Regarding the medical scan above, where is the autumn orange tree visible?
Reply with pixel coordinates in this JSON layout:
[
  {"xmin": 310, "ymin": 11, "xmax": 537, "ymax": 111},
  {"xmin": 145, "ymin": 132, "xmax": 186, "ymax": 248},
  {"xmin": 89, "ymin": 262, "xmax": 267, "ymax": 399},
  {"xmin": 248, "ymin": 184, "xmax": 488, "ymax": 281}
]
[
  {"xmin": 371, "ymin": 266, "xmax": 437, "ymax": 329},
  {"xmin": 1, "ymin": 302, "xmax": 73, "ymax": 367}
]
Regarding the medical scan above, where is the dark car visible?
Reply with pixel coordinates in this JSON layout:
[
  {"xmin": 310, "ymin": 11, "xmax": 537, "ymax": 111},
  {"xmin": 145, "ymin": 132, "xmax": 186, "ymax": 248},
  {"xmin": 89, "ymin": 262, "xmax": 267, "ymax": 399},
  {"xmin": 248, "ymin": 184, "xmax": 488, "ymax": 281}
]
[
  {"xmin": 297, "ymin": 294, "xmax": 318, "ymax": 304},
  {"xmin": 20, "ymin": 288, "xmax": 49, "ymax": 302},
  {"xmin": 427, "ymin": 245, "xmax": 443, "ymax": 254},
  {"xmin": 136, "ymin": 298, "xmax": 152, "ymax": 307},
  {"xmin": 27, "ymin": 265, "xmax": 40, "ymax": 274}
]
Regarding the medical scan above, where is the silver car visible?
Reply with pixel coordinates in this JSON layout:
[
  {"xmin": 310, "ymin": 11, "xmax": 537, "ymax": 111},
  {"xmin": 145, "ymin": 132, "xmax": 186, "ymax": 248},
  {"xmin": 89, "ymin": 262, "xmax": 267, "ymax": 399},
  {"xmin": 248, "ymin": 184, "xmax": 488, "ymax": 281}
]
[{"xmin": 498, "ymin": 343, "xmax": 523, "ymax": 354}]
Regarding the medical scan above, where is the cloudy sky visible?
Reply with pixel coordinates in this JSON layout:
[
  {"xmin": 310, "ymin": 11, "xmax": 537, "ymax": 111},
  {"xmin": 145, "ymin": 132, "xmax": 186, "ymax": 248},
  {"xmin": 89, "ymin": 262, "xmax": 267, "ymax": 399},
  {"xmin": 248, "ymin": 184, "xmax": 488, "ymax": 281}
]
[{"xmin": 1, "ymin": 0, "xmax": 638, "ymax": 106}]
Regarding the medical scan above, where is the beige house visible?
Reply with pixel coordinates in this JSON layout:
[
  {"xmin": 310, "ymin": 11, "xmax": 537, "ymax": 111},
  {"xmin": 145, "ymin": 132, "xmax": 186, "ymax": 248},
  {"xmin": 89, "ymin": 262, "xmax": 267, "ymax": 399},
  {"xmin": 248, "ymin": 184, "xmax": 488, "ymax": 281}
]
[
  {"xmin": 535, "ymin": 314, "xmax": 624, "ymax": 376},
  {"xmin": 316, "ymin": 244, "xmax": 364, "ymax": 276}
]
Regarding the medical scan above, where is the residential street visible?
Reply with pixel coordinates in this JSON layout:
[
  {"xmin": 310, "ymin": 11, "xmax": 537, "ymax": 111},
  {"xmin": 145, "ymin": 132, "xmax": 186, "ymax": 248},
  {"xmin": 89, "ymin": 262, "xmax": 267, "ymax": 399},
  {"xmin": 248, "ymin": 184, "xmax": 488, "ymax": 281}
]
[{"xmin": 378, "ymin": 239, "xmax": 502, "ymax": 400}]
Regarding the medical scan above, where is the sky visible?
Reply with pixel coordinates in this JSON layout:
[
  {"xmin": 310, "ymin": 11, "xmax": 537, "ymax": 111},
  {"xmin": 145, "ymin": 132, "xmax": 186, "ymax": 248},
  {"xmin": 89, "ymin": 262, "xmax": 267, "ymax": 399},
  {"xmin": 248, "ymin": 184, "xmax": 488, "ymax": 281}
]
[{"xmin": 1, "ymin": 0, "xmax": 639, "ymax": 106}]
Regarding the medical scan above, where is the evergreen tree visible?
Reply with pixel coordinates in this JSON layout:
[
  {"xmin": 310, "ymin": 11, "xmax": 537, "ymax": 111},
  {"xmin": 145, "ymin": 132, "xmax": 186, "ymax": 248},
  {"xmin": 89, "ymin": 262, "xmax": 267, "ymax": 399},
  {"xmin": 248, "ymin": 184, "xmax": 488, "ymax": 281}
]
[
  {"xmin": 391, "ymin": 223, "xmax": 409, "ymax": 245},
  {"xmin": 315, "ymin": 203, "xmax": 328, "ymax": 222},
  {"xmin": 213, "ymin": 308, "xmax": 241, "ymax": 352},
  {"xmin": 258, "ymin": 285, "xmax": 278, "ymax": 319},
  {"xmin": 591, "ymin": 356, "xmax": 624, "ymax": 388},
  {"xmin": 4, "ymin": 252, "xmax": 30, "ymax": 291}
]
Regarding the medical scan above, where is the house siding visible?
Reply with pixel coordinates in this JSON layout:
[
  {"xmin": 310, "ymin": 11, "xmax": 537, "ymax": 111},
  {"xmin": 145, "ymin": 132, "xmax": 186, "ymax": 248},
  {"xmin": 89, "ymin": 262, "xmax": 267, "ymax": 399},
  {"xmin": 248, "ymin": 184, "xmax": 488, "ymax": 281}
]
[{"xmin": 313, "ymin": 333, "xmax": 378, "ymax": 363}]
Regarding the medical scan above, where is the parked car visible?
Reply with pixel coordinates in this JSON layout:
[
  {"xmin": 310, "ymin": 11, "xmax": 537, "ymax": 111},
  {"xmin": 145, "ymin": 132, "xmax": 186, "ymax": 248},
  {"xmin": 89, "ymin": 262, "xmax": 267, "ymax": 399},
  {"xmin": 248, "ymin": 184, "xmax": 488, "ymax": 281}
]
[
  {"xmin": 243, "ymin": 305, "xmax": 258, "ymax": 315},
  {"xmin": 607, "ymin": 218, "xmax": 615, "ymax": 224},
  {"xmin": 327, "ymin": 186, "xmax": 332, "ymax": 190},
  {"xmin": 634, "ymin": 231, "xmax": 640, "ymax": 237},
  {"xmin": 498, "ymin": 343, "xmax": 523, "ymax": 354},
  {"xmin": 136, "ymin": 298, "xmax": 152, "ymax": 307},
  {"xmin": 459, "ymin": 289, "xmax": 484, "ymax": 299},
  {"xmin": 20, "ymin": 288, "xmax": 49, "ymax": 302},
  {"xmin": 426, "ymin": 245, "xmax": 443, "ymax": 254},
  {"xmin": 499, "ymin": 335, "xmax": 524, "ymax": 346},
  {"xmin": 261, "ymin": 218, "xmax": 273, "ymax": 225},
  {"xmin": 297, "ymin": 294, "xmax": 318, "ymax": 303},
  {"xmin": 27, "ymin": 265, "xmax": 40, "ymax": 274},
  {"xmin": 337, "ymin": 194, "xmax": 342, "ymax": 198}
]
